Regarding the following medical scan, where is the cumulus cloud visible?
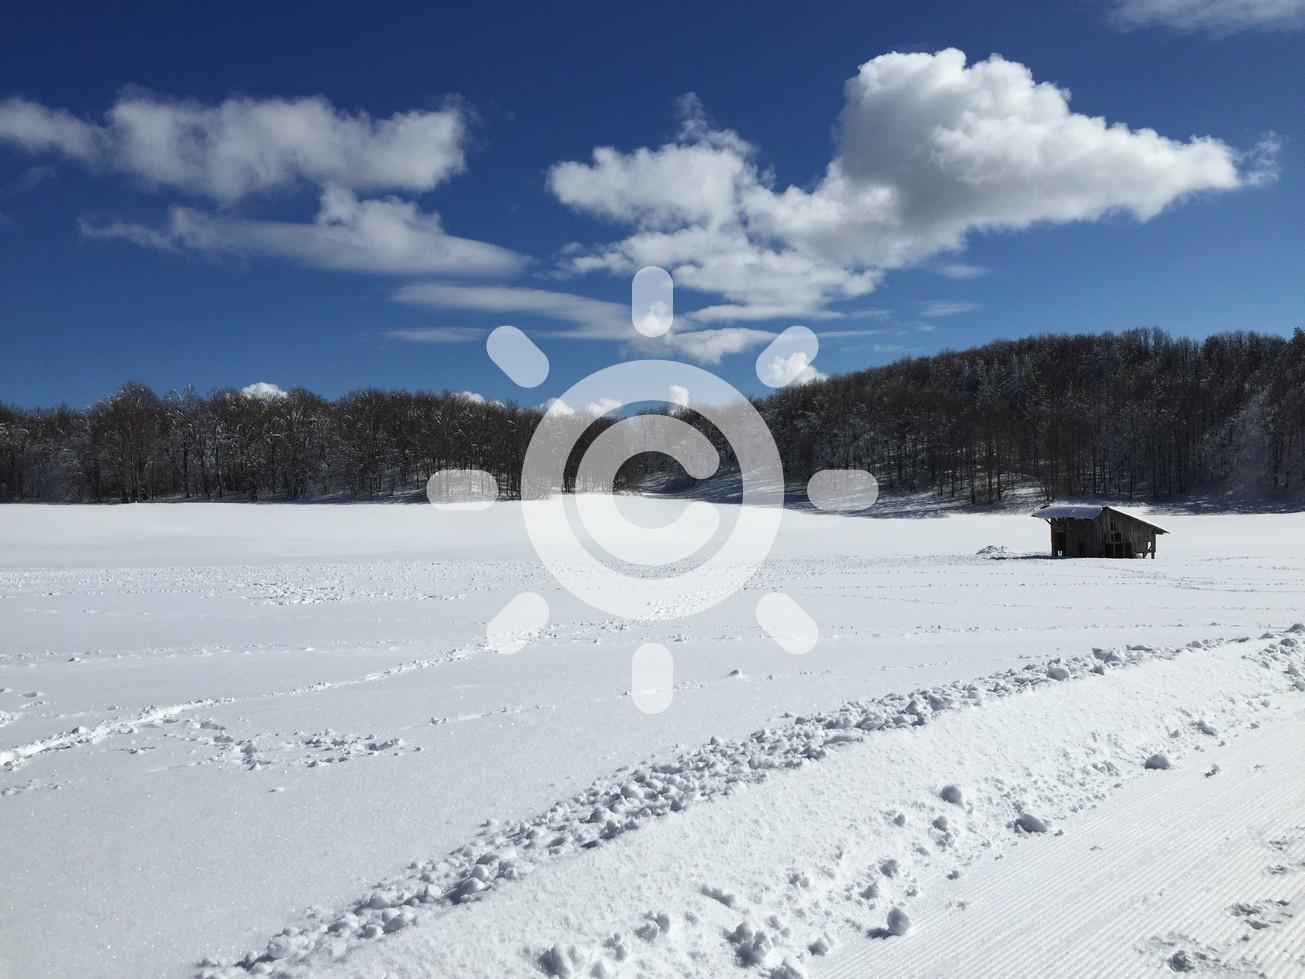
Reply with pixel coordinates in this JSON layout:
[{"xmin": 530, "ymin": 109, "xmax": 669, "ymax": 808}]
[
  {"xmin": 539, "ymin": 396, "xmax": 622, "ymax": 416},
  {"xmin": 667, "ymin": 384, "xmax": 690, "ymax": 408},
  {"xmin": 542, "ymin": 394, "xmax": 680, "ymax": 417},
  {"xmin": 1110, "ymin": 0, "xmax": 1305, "ymax": 32},
  {"xmin": 757, "ymin": 350, "xmax": 827, "ymax": 387},
  {"xmin": 0, "ymin": 92, "xmax": 467, "ymax": 201},
  {"xmin": 240, "ymin": 381, "xmax": 288, "ymax": 400},
  {"xmin": 539, "ymin": 397, "xmax": 575, "ymax": 416},
  {"xmin": 81, "ymin": 188, "xmax": 525, "ymax": 277},
  {"xmin": 550, "ymin": 50, "xmax": 1257, "ymax": 322},
  {"xmin": 451, "ymin": 390, "xmax": 506, "ymax": 408}
]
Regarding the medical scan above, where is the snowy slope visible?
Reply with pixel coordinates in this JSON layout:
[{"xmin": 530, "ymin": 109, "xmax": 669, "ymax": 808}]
[{"xmin": 1, "ymin": 502, "xmax": 1303, "ymax": 978}]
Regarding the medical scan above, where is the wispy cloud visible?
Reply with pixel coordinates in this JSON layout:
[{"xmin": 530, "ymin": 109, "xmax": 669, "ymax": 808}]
[
  {"xmin": 1241, "ymin": 133, "xmax": 1284, "ymax": 188},
  {"xmin": 81, "ymin": 188, "xmax": 525, "ymax": 277},
  {"xmin": 812, "ymin": 327, "xmax": 896, "ymax": 339},
  {"xmin": 384, "ymin": 326, "xmax": 487, "ymax": 344},
  {"xmin": 920, "ymin": 300, "xmax": 980, "ymax": 318},
  {"xmin": 392, "ymin": 282, "xmax": 785, "ymax": 364},
  {"xmin": 935, "ymin": 262, "xmax": 990, "ymax": 280},
  {"xmin": 6, "ymin": 164, "xmax": 57, "ymax": 193},
  {"xmin": 659, "ymin": 326, "xmax": 775, "ymax": 364},
  {"xmin": 393, "ymin": 283, "xmax": 628, "ymax": 339},
  {"xmin": 1109, "ymin": 0, "xmax": 1305, "ymax": 33}
]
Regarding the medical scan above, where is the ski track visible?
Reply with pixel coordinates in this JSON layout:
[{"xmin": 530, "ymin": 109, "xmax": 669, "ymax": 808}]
[
  {"xmin": 825, "ymin": 712, "xmax": 1305, "ymax": 979},
  {"xmin": 195, "ymin": 628, "xmax": 1305, "ymax": 979}
]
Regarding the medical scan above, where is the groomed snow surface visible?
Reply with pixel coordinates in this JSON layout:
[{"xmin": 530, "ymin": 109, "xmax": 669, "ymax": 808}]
[{"xmin": 1, "ymin": 501, "xmax": 1304, "ymax": 978}]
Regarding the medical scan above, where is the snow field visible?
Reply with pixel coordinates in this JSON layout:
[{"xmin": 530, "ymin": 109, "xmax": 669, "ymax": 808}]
[{"xmin": 2, "ymin": 502, "xmax": 1304, "ymax": 978}]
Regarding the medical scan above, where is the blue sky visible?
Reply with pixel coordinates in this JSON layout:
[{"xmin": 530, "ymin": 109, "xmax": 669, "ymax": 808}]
[{"xmin": 1, "ymin": 0, "xmax": 1302, "ymax": 409}]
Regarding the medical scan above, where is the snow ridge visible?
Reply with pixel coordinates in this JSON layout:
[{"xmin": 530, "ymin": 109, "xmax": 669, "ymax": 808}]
[{"xmin": 198, "ymin": 626, "xmax": 1305, "ymax": 978}]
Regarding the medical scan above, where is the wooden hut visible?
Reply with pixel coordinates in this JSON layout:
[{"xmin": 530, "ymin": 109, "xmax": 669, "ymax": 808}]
[{"xmin": 1032, "ymin": 504, "xmax": 1167, "ymax": 559}]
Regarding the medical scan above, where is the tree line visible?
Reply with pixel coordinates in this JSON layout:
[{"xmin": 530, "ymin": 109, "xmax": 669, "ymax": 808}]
[
  {"xmin": 1, "ymin": 327, "xmax": 1303, "ymax": 504},
  {"xmin": 744, "ymin": 327, "xmax": 1305, "ymax": 503}
]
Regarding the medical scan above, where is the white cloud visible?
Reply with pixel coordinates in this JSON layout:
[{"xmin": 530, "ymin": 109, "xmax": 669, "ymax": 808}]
[
  {"xmin": 758, "ymin": 350, "xmax": 827, "ymax": 387},
  {"xmin": 0, "ymin": 93, "xmax": 467, "ymax": 201},
  {"xmin": 81, "ymin": 188, "xmax": 524, "ymax": 277},
  {"xmin": 452, "ymin": 390, "xmax": 506, "ymax": 408},
  {"xmin": 556, "ymin": 200, "xmax": 879, "ymax": 323},
  {"xmin": 539, "ymin": 397, "xmax": 575, "ymax": 416},
  {"xmin": 667, "ymin": 384, "xmax": 690, "ymax": 408},
  {"xmin": 537, "ymin": 396, "xmax": 623, "ymax": 417},
  {"xmin": 385, "ymin": 327, "xmax": 487, "ymax": 344},
  {"xmin": 394, "ymin": 283, "xmax": 628, "ymax": 339},
  {"xmin": 660, "ymin": 326, "xmax": 776, "ymax": 364},
  {"xmin": 0, "ymin": 99, "xmax": 100, "ymax": 159},
  {"xmin": 936, "ymin": 262, "xmax": 989, "ymax": 280},
  {"xmin": 240, "ymin": 381, "xmax": 288, "ymax": 400},
  {"xmin": 1242, "ymin": 134, "xmax": 1283, "ymax": 188},
  {"xmin": 1110, "ymin": 0, "xmax": 1305, "ymax": 33},
  {"xmin": 78, "ymin": 216, "xmax": 177, "ymax": 251},
  {"xmin": 550, "ymin": 50, "xmax": 1256, "ymax": 322},
  {"xmin": 392, "ymin": 282, "xmax": 780, "ymax": 364},
  {"xmin": 7, "ymin": 92, "xmax": 520, "ymax": 278},
  {"xmin": 920, "ymin": 300, "xmax": 980, "ymax": 318}
]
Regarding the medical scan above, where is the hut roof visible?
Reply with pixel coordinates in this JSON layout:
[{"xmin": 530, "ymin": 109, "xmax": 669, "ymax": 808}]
[
  {"xmin": 1033, "ymin": 504, "xmax": 1104, "ymax": 520},
  {"xmin": 1031, "ymin": 503, "xmax": 1168, "ymax": 534}
]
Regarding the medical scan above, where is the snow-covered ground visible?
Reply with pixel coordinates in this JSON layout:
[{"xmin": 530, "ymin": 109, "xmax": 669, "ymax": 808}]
[{"xmin": 1, "ymin": 500, "xmax": 1303, "ymax": 978}]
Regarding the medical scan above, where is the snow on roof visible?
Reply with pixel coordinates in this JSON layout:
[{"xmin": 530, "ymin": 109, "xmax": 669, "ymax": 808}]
[
  {"xmin": 1032, "ymin": 504, "xmax": 1104, "ymax": 521},
  {"xmin": 1031, "ymin": 504, "xmax": 1168, "ymax": 533}
]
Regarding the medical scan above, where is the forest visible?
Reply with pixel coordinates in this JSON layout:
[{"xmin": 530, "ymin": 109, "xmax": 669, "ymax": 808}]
[{"xmin": 2, "ymin": 327, "xmax": 1303, "ymax": 505}]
